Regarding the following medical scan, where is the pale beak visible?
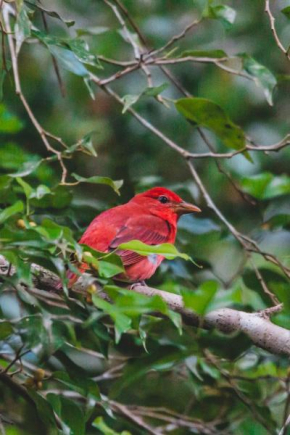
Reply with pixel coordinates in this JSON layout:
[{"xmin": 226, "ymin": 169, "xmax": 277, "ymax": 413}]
[{"xmin": 173, "ymin": 201, "xmax": 201, "ymax": 215}]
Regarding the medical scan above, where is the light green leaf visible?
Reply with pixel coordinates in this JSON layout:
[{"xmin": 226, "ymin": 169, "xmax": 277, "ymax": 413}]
[
  {"xmin": 118, "ymin": 240, "xmax": 198, "ymax": 265},
  {"xmin": 9, "ymin": 159, "xmax": 42, "ymax": 177},
  {"xmin": 78, "ymin": 132, "xmax": 97, "ymax": 156},
  {"xmin": 16, "ymin": 177, "xmax": 33, "ymax": 198},
  {"xmin": 241, "ymin": 172, "xmax": 290, "ymax": 199},
  {"xmin": 93, "ymin": 416, "xmax": 131, "ymax": 435},
  {"xmin": 204, "ymin": 5, "xmax": 236, "ymax": 29},
  {"xmin": 0, "ymin": 104, "xmax": 24, "ymax": 133},
  {"xmin": 98, "ymin": 257, "xmax": 124, "ymax": 278},
  {"xmin": 122, "ymin": 83, "xmax": 168, "ymax": 113},
  {"xmin": 29, "ymin": 185, "xmax": 51, "ymax": 200},
  {"xmin": 241, "ymin": 55, "xmax": 277, "ymax": 105},
  {"xmin": 72, "ymin": 173, "xmax": 123, "ymax": 194},
  {"xmin": 33, "ymin": 30, "xmax": 89, "ymax": 77},
  {"xmin": 0, "ymin": 201, "xmax": 23, "ymax": 225},
  {"xmin": 49, "ymin": 45, "xmax": 89, "ymax": 77},
  {"xmin": 143, "ymin": 83, "xmax": 169, "ymax": 97},
  {"xmin": 175, "ymin": 97, "xmax": 245, "ymax": 151},
  {"xmin": 121, "ymin": 94, "xmax": 141, "ymax": 113},
  {"xmin": 67, "ymin": 39, "xmax": 101, "ymax": 68},
  {"xmin": 182, "ymin": 281, "xmax": 218, "ymax": 315}
]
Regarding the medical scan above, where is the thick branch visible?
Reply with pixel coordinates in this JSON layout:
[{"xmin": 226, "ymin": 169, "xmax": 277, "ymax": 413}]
[{"xmin": 10, "ymin": 262, "xmax": 289, "ymax": 358}]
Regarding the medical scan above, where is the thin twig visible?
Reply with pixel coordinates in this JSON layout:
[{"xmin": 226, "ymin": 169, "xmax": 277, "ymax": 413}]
[{"xmin": 265, "ymin": 0, "xmax": 288, "ymax": 58}]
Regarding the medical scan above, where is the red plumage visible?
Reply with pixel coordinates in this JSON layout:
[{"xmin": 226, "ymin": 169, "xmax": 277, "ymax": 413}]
[{"xmin": 67, "ymin": 187, "xmax": 201, "ymax": 286}]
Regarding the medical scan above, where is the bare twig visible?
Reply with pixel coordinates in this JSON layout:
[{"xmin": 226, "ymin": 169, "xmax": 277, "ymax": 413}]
[{"xmin": 265, "ymin": 0, "xmax": 289, "ymax": 58}]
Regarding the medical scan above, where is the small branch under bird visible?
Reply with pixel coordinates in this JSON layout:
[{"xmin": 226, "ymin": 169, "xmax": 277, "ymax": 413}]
[{"xmin": 65, "ymin": 187, "xmax": 201, "ymax": 287}]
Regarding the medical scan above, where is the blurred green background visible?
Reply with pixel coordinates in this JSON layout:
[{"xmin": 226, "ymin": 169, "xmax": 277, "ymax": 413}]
[{"xmin": 0, "ymin": 0, "xmax": 290, "ymax": 434}]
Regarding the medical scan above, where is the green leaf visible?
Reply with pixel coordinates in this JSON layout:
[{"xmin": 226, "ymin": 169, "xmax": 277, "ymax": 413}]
[
  {"xmin": 49, "ymin": 45, "xmax": 89, "ymax": 77},
  {"xmin": 28, "ymin": 391, "xmax": 57, "ymax": 428},
  {"xmin": 0, "ymin": 322, "xmax": 13, "ymax": 339},
  {"xmin": 175, "ymin": 97, "xmax": 245, "ymax": 151},
  {"xmin": 0, "ymin": 104, "xmax": 24, "ymax": 133},
  {"xmin": 0, "ymin": 201, "xmax": 23, "ymax": 225},
  {"xmin": 67, "ymin": 39, "xmax": 101, "ymax": 68},
  {"xmin": 60, "ymin": 397, "xmax": 85, "ymax": 435},
  {"xmin": 118, "ymin": 240, "xmax": 197, "ymax": 264},
  {"xmin": 204, "ymin": 5, "xmax": 236, "ymax": 29},
  {"xmin": 93, "ymin": 417, "xmax": 131, "ymax": 435},
  {"xmin": 281, "ymin": 6, "xmax": 290, "ymax": 19},
  {"xmin": 122, "ymin": 83, "xmax": 168, "ymax": 113},
  {"xmin": 180, "ymin": 49, "xmax": 227, "ymax": 59},
  {"xmin": 15, "ymin": 5, "xmax": 31, "ymax": 54},
  {"xmin": 92, "ymin": 295, "xmax": 132, "ymax": 343},
  {"xmin": 182, "ymin": 281, "xmax": 218, "ymax": 315},
  {"xmin": 241, "ymin": 172, "xmax": 290, "ymax": 199},
  {"xmin": 33, "ymin": 30, "xmax": 89, "ymax": 77},
  {"xmin": 16, "ymin": 177, "xmax": 33, "ymax": 198},
  {"xmin": 26, "ymin": 1, "xmax": 75, "ymax": 27},
  {"xmin": 71, "ymin": 173, "xmax": 123, "ymax": 195},
  {"xmin": 77, "ymin": 132, "xmax": 98, "ymax": 157},
  {"xmin": 143, "ymin": 83, "xmax": 169, "ymax": 97},
  {"xmin": 98, "ymin": 256, "xmax": 124, "ymax": 278},
  {"xmin": 241, "ymin": 55, "xmax": 277, "ymax": 105},
  {"xmin": 9, "ymin": 159, "xmax": 42, "ymax": 177},
  {"xmin": 29, "ymin": 185, "xmax": 51, "ymax": 200}
]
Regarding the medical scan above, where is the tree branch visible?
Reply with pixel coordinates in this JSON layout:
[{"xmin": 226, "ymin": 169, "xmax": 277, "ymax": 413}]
[{"xmin": 1, "ymin": 260, "xmax": 288, "ymax": 357}]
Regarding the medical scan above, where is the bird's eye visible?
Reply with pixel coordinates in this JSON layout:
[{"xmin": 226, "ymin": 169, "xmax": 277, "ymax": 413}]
[{"xmin": 158, "ymin": 195, "xmax": 169, "ymax": 204}]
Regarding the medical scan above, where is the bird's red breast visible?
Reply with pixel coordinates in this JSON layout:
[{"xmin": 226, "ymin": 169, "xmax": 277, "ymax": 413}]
[{"xmin": 66, "ymin": 187, "xmax": 201, "ymax": 286}]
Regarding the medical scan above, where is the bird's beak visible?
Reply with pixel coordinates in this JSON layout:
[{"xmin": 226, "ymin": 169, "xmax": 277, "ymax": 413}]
[{"xmin": 173, "ymin": 201, "xmax": 201, "ymax": 215}]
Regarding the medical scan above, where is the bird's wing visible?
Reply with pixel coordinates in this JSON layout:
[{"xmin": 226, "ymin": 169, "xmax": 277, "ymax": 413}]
[{"xmin": 109, "ymin": 215, "xmax": 172, "ymax": 266}]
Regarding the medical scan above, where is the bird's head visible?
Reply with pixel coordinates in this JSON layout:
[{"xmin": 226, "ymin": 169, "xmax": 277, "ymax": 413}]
[{"xmin": 131, "ymin": 187, "xmax": 201, "ymax": 222}]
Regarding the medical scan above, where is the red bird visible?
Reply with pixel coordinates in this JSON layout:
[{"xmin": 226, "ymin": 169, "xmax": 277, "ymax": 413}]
[{"xmin": 68, "ymin": 187, "xmax": 201, "ymax": 286}]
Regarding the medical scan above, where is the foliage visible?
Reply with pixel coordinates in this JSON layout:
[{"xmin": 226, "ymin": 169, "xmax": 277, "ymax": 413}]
[{"xmin": 0, "ymin": 1, "xmax": 290, "ymax": 434}]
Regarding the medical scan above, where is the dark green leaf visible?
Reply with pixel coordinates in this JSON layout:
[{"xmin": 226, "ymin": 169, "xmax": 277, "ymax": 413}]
[
  {"xmin": 72, "ymin": 173, "xmax": 123, "ymax": 194},
  {"xmin": 60, "ymin": 397, "xmax": 85, "ymax": 435},
  {"xmin": 281, "ymin": 6, "xmax": 290, "ymax": 19},
  {"xmin": 0, "ymin": 322, "xmax": 13, "ymax": 339},
  {"xmin": 0, "ymin": 201, "xmax": 23, "ymax": 224},
  {"xmin": 28, "ymin": 391, "xmax": 57, "ymax": 428},
  {"xmin": 177, "ymin": 97, "xmax": 246, "ymax": 152}
]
